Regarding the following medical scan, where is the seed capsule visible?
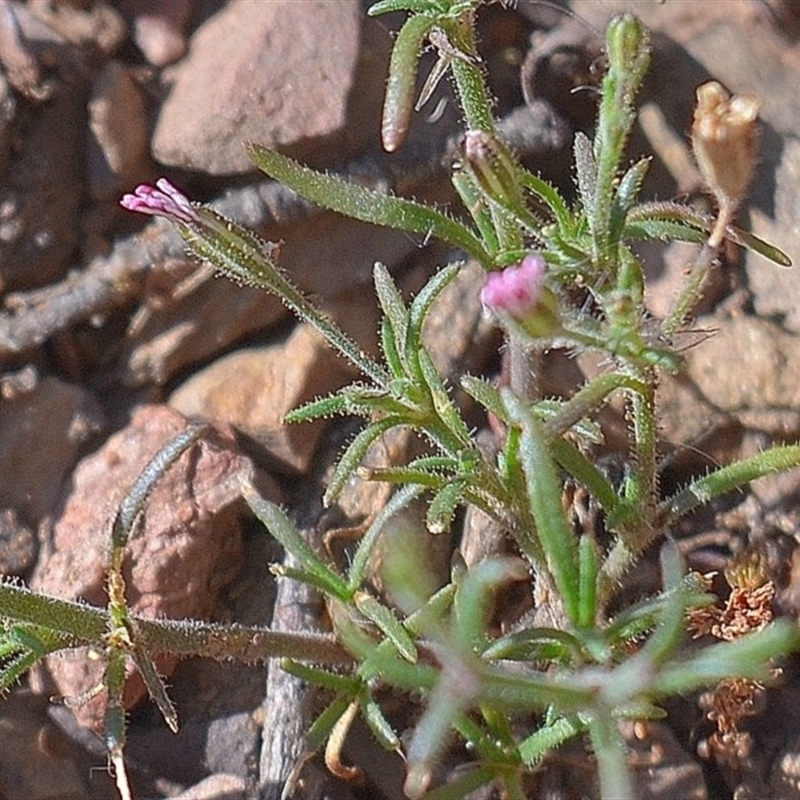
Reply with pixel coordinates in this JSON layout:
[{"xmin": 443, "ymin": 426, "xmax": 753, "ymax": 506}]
[{"xmin": 692, "ymin": 80, "xmax": 760, "ymax": 209}]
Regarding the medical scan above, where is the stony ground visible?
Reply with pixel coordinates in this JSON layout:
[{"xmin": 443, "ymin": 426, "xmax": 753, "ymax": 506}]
[{"xmin": 2, "ymin": 1, "xmax": 800, "ymax": 798}]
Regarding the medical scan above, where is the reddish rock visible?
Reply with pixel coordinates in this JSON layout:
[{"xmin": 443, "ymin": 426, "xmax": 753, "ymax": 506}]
[
  {"xmin": 29, "ymin": 405, "xmax": 258, "ymax": 731},
  {"xmin": 152, "ymin": 0, "xmax": 363, "ymax": 174}
]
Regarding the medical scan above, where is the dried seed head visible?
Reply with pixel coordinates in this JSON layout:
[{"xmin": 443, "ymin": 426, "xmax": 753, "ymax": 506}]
[{"xmin": 691, "ymin": 81, "xmax": 761, "ymax": 209}]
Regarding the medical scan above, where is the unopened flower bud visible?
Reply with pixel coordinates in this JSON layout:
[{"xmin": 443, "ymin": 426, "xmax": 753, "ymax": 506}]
[
  {"xmin": 481, "ymin": 253, "xmax": 559, "ymax": 338},
  {"xmin": 462, "ymin": 129, "xmax": 523, "ymax": 211},
  {"xmin": 692, "ymin": 81, "xmax": 760, "ymax": 209},
  {"xmin": 606, "ymin": 14, "xmax": 650, "ymax": 85}
]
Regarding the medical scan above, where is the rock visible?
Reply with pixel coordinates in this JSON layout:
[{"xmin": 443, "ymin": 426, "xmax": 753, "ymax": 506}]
[
  {"xmin": 0, "ymin": 8, "xmax": 88, "ymax": 291},
  {"xmin": 0, "ymin": 374, "xmax": 104, "ymax": 524},
  {"xmin": 29, "ymin": 405, "xmax": 259, "ymax": 731},
  {"xmin": 0, "ymin": 508, "xmax": 36, "ymax": 576},
  {"xmin": 169, "ymin": 323, "xmax": 356, "ymax": 473},
  {"xmin": 87, "ymin": 61, "xmax": 150, "ymax": 200},
  {"xmin": 152, "ymin": 0, "xmax": 364, "ymax": 174},
  {"xmin": 0, "ymin": 689, "xmax": 96, "ymax": 800},
  {"xmin": 26, "ymin": 0, "xmax": 126, "ymax": 55},
  {"xmin": 0, "ymin": 73, "xmax": 15, "ymax": 177},
  {"xmin": 119, "ymin": 0, "xmax": 192, "ymax": 67},
  {"xmin": 171, "ymin": 773, "xmax": 247, "ymax": 800},
  {"xmin": 683, "ymin": 315, "xmax": 800, "ymax": 426},
  {"xmin": 122, "ymin": 262, "xmax": 286, "ymax": 386}
]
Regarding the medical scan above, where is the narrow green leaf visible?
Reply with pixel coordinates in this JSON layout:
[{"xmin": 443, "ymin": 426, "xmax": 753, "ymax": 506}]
[
  {"xmin": 481, "ymin": 627, "xmax": 580, "ymax": 663},
  {"xmin": 0, "ymin": 581, "xmax": 105, "ymax": 644},
  {"xmin": 608, "ymin": 157, "xmax": 650, "ymax": 246},
  {"xmin": 504, "ymin": 391, "xmax": 581, "ymax": 627},
  {"xmin": 325, "ymin": 417, "xmax": 404, "ymax": 506},
  {"xmin": 451, "ymin": 169, "xmax": 500, "ymax": 253},
  {"xmin": 131, "ymin": 647, "xmax": 178, "ymax": 733},
  {"xmin": 549, "ymin": 441, "xmax": 620, "ymax": 523},
  {"xmin": 573, "ymin": 132, "xmax": 597, "ymax": 220},
  {"xmin": 368, "ymin": 0, "xmax": 446, "ymax": 15},
  {"xmin": 654, "ymin": 620, "xmax": 800, "ymax": 696},
  {"xmin": 577, "ymin": 534, "xmax": 599, "ymax": 629},
  {"xmin": 426, "ymin": 480, "xmax": 464, "ymax": 534},
  {"xmin": 355, "ymin": 592, "xmax": 418, "ymax": 662},
  {"xmin": 348, "ymin": 483, "xmax": 425, "ymax": 591},
  {"xmin": 406, "ymin": 261, "xmax": 461, "ymax": 361},
  {"xmin": 374, "ymin": 262, "xmax": 410, "ymax": 351},
  {"xmin": 380, "ymin": 14, "xmax": 436, "ymax": 151},
  {"xmin": 242, "ymin": 484, "xmax": 350, "ymax": 600},
  {"xmin": 417, "ymin": 349, "xmax": 472, "ymax": 449},
  {"xmin": 518, "ymin": 715, "xmax": 585, "ymax": 766},
  {"xmin": 359, "ymin": 465, "xmax": 447, "ymax": 488},
  {"xmin": 460, "ymin": 375, "xmax": 507, "ymax": 422},
  {"xmin": 627, "ymin": 202, "xmax": 792, "ymax": 266},
  {"xmin": 360, "ymin": 693, "xmax": 402, "ymax": 752},
  {"xmin": 519, "ymin": 169, "xmax": 572, "ymax": 229},
  {"xmin": 658, "ymin": 444, "xmax": 800, "ymax": 526},
  {"xmin": 248, "ymin": 145, "xmax": 490, "ymax": 264},
  {"xmin": 305, "ymin": 694, "xmax": 355, "ymax": 752},
  {"xmin": 282, "ymin": 660, "xmax": 360, "ymax": 693},
  {"xmin": 283, "ymin": 393, "xmax": 349, "ymax": 424},
  {"xmin": 111, "ymin": 424, "xmax": 207, "ymax": 550},
  {"xmin": 0, "ymin": 652, "xmax": 42, "ymax": 693},
  {"xmin": 454, "ymin": 558, "xmax": 527, "ymax": 652},
  {"xmin": 381, "ymin": 316, "xmax": 406, "ymax": 379}
]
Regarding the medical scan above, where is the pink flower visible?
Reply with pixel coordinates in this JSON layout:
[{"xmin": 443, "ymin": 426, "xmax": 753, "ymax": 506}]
[
  {"xmin": 120, "ymin": 178, "xmax": 198, "ymax": 224},
  {"xmin": 480, "ymin": 253, "xmax": 547, "ymax": 319}
]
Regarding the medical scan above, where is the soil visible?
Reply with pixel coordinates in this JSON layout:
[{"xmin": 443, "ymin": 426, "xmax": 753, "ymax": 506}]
[{"xmin": 2, "ymin": 1, "xmax": 800, "ymax": 799}]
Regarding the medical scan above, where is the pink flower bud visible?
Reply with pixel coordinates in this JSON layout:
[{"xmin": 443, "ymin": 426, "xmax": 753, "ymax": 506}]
[
  {"xmin": 481, "ymin": 253, "xmax": 547, "ymax": 318},
  {"xmin": 481, "ymin": 253, "xmax": 560, "ymax": 339},
  {"xmin": 120, "ymin": 178, "xmax": 198, "ymax": 224}
]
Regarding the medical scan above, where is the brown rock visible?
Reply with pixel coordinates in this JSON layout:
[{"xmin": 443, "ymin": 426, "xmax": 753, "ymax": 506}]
[
  {"xmin": 0, "ymin": 508, "xmax": 36, "ymax": 576},
  {"xmin": 29, "ymin": 405, "xmax": 257, "ymax": 730},
  {"xmin": 684, "ymin": 315, "xmax": 800, "ymax": 419},
  {"xmin": 169, "ymin": 323, "xmax": 355, "ymax": 473},
  {"xmin": 0, "ymin": 375, "xmax": 104, "ymax": 523},
  {"xmin": 419, "ymin": 259, "xmax": 498, "ymax": 379},
  {"xmin": 152, "ymin": 0, "xmax": 363, "ymax": 174},
  {"xmin": 0, "ymin": 9, "xmax": 88, "ymax": 291},
  {"xmin": 87, "ymin": 61, "xmax": 150, "ymax": 200},
  {"xmin": 0, "ymin": 690, "xmax": 92, "ymax": 800},
  {"xmin": 120, "ymin": 0, "xmax": 192, "ymax": 67},
  {"xmin": 122, "ymin": 263, "xmax": 285, "ymax": 386},
  {"xmin": 171, "ymin": 773, "xmax": 247, "ymax": 800}
]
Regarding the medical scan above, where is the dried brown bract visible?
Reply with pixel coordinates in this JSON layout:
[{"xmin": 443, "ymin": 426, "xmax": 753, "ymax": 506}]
[{"xmin": 688, "ymin": 552, "xmax": 778, "ymax": 766}]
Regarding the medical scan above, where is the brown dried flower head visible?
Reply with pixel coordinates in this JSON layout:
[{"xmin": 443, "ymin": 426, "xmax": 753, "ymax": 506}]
[
  {"xmin": 686, "ymin": 552, "xmax": 773, "ymax": 643},
  {"xmin": 692, "ymin": 80, "xmax": 760, "ymax": 209}
]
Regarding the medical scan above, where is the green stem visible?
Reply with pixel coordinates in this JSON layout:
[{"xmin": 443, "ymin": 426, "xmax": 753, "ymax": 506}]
[
  {"xmin": 661, "ymin": 243, "xmax": 716, "ymax": 336},
  {"xmin": 588, "ymin": 712, "xmax": 634, "ymax": 800},
  {"xmin": 183, "ymin": 208, "xmax": 391, "ymax": 387},
  {"xmin": 446, "ymin": 13, "xmax": 495, "ymax": 134}
]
